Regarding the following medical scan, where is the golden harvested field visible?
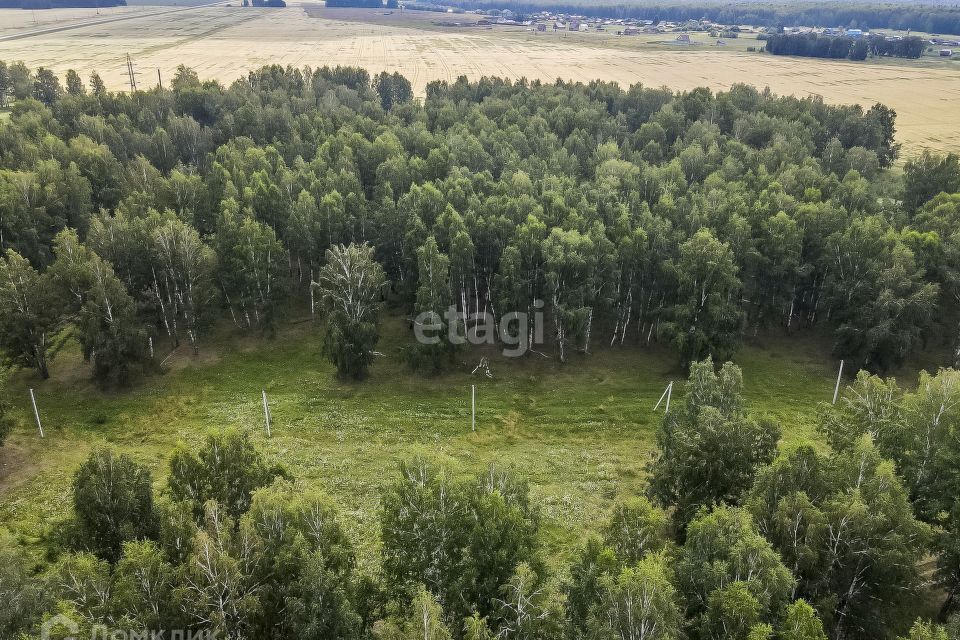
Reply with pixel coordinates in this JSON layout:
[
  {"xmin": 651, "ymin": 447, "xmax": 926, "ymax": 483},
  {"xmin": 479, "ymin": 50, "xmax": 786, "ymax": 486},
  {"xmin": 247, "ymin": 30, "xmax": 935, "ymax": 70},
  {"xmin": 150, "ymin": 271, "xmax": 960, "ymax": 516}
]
[
  {"xmin": 0, "ymin": 5, "xmax": 146, "ymax": 34},
  {"xmin": 2, "ymin": 2, "xmax": 959, "ymax": 155}
]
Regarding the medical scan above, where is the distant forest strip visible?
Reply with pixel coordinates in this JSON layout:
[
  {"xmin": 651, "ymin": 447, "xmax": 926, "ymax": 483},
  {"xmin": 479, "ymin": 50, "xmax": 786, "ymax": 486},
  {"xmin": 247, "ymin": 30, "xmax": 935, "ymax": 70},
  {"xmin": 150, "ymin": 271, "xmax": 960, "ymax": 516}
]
[
  {"xmin": 764, "ymin": 32, "xmax": 927, "ymax": 59},
  {"xmin": 326, "ymin": 0, "xmax": 398, "ymax": 8},
  {"xmin": 448, "ymin": 0, "xmax": 960, "ymax": 34}
]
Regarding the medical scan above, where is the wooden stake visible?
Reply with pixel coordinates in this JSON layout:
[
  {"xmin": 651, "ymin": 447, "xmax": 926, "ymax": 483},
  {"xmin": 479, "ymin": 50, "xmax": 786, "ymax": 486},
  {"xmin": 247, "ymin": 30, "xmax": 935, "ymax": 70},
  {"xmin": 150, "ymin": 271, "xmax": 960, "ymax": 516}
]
[
  {"xmin": 833, "ymin": 360, "xmax": 844, "ymax": 405},
  {"xmin": 29, "ymin": 389, "xmax": 43, "ymax": 438},
  {"xmin": 148, "ymin": 336, "xmax": 154, "ymax": 359},
  {"xmin": 665, "ymin": 381, "xmax": 673, "ymax": 414},
  {"xmin": 471, "ymin": 385, "xmax": 476, "ymax": 432},
  {"xmin": 262, "ymin": 389, "xmax": 272, "ymax": 437}
]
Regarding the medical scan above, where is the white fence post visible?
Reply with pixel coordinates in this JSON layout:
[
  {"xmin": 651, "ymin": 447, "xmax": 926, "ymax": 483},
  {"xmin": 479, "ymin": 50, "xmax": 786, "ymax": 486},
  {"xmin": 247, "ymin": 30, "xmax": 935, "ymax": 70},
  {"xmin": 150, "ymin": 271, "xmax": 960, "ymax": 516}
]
[
  {"xmin": 833, "ymin": 360, "xmax": 844, "ymax": 405},
  {"xmin": 29, "ymin": 389, "xmax": 43, "ymax": 438},
  {"xmin": 262, "ymin": 389, "xmax": 272, "ymax": 437}
]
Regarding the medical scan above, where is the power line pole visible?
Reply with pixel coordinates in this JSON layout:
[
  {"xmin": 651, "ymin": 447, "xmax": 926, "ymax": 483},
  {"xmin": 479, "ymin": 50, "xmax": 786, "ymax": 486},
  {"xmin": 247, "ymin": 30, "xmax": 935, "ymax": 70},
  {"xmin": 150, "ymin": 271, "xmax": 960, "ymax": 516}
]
[{"xmin": 125, "ymin": 53, "xmax": 138, "ymax": 92}]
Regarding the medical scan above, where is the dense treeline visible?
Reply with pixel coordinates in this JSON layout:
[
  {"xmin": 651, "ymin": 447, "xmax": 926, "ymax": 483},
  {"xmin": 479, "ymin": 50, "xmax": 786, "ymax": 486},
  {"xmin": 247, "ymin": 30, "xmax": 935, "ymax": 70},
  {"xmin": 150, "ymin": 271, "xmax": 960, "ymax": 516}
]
[
  {"xmin": 764, "ymin": 33, "xmax": 926, "ymax": 60},
  {"xmin": 449, "ymin": 0, "xmax": 960, "ymax": 33},
  {"xmin": 5, "ymin": 359, "xmax": 960, "ymax": 639},
  {"xmin": 325, "ymin": 0, "xmax": 387, "ymax": 8},
  {"xmin": 4, "ymin": 61, "xmax": 960, "ymax": 384}
]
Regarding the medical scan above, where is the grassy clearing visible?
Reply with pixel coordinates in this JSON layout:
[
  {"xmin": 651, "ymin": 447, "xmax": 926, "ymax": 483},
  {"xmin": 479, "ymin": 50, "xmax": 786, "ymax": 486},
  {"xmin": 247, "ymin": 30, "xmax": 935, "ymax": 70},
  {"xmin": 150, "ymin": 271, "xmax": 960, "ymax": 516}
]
[{"xmin": 0, "ymin": 310, "xmax": 843, "ymax": 568}]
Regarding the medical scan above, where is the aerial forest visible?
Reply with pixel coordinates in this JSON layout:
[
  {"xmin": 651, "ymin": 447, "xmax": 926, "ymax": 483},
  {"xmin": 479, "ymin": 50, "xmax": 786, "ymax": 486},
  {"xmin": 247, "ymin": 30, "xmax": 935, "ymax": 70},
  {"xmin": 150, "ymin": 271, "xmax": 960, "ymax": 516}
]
[
  {"xmin": 2, "ymin": 61, "xmax": 960, "ymax": 380},
  {"xmin": 3, "ymin": 61, "xmax": 960, "ymax": 639}
]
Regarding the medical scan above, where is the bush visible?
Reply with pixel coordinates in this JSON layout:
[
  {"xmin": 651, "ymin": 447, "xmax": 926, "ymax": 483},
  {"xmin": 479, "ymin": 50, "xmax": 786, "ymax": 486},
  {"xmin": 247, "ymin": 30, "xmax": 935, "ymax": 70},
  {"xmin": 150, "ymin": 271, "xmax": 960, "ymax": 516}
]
[
  {"xmin": 168, "ymin": 429, "xmax": 284, "ymax": 521},
  {"xmin": 67, "ymin": 449, "xmax": 157, "ymax": 562}
]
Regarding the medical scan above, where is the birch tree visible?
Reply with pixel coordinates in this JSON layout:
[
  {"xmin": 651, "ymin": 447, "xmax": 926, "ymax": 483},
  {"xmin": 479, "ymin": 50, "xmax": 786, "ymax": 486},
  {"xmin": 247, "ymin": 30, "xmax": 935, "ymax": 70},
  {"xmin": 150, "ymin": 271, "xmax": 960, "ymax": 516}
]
[
  {"xmin": 648, "ymin": 358, "xmax": 780, "ymax": 528},
  {"xmin": 663, "ymin": 228, "xmax": 743, "ymax": 365},
  {"xmin": 677, "ymin": 505, "xmax": 794, "ymax": 637},
  {"xmin": 212, "ymin": 199, "xmax": 289, "ymax": 332},
  {"xmin": 600, "ymin": 497, "xmax": 673, "ymax": 566},
  {"xmin": 410, "ymin": 236, "xmax": 455, "ymax": 373},
  {"xmin": 314, "ymin": 242, "xmax": 386, "ymax": 379},
  {"xmin": 495, "ymin": 215, "xmax": 547, "ymax": 338},
  {"xmin": 779, "ymin": 600, "xmax": 828, "ymax": 640},
  {"xmin": 376, "ymin": 586, "xmax": 454, "ymax": 640},
  {"xmin": 492, "ymin": 563, "xmax": 566, "ymax": 640},
  {"xmin": 0, "ymin": 249, "xmax": 59, "ymax": 378},
  {"xmin": 286, "ymin": 190, "xmax": 323, "ymax": 289},
  {"xmin": 436, "ymin": 206, "xmax": 476, "ymax": 318},
  {"xmin": 896, "ymin": 621, "xmax": 952, "ymax": 640},
  {"xmin": 542, "ymin": 227, "xmax": 592, "ymax": 362},
  {"xmin": 177, "ymin": 501, "xmax": 262, "ymax": 639},
  {"xmin": 820, "ymin": 439, "xmax": 931, "ymax": 640},
  {"xmin": 753, "ymin": 211, "xmax": 803, "ymax": 331},
  {"xmin": 67, "ymin": 448, "xmax": 158, "ymax": 563},
  {"xmin": 48, "ymin": 230, "xmax": 147, "ymax": 383},
  {"xmin": 609, "ymin": 219, "xmax": 647, "ymax": 346},
  {"xmin": 152, "ymin": 217, "xmax": 216, "ymax": 353},
  {"xmin": 588, "ymin": 554, "xmax": 683, "ymax": 640},
  {"xmin": 380, "ymin": 461, "xmax": 540, "ymax": 626},
  {"xmin": 747, "ymin": 438, "xmax": 931, "ymax": 640},
  {"xmin": 824, "ymin": 217, "xmax": 937, "ymax": 372},
  {"xmin": 0, "ymin": 531, "xmax": 47, "ymax": 637},
  {"xmin": 110, "ymin": 541, "xmax": 178, "ymax": 631},
  {"xmin": 168, "ymin": 429, "xmax": 279, "ymax": 522},
  {"xmin": 243, "ymin": 482, "xmax": 360, "ymax": 639}
]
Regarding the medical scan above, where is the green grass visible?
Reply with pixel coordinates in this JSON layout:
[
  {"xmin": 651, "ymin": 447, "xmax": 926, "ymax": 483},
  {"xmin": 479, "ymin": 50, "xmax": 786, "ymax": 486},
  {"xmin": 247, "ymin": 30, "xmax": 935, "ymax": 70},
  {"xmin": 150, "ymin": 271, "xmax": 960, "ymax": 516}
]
[{"xmin": 0, "ymin": 312, "xmax": 848, "ymax": 567}]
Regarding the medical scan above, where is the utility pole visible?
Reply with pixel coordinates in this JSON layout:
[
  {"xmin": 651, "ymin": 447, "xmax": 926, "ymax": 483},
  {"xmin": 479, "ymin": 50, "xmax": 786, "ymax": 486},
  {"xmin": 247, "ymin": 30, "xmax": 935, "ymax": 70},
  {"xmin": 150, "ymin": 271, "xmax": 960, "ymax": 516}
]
[{"xmin": 125, "ymin": 53, "xmax": 138, "ymax": 92}]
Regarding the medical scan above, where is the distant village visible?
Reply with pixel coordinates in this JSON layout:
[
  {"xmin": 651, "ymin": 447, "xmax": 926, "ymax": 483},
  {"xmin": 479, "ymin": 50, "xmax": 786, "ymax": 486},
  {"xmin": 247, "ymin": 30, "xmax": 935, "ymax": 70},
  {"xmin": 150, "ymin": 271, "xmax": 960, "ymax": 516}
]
[
  {"xmin": 425, "ymin": 7, "xmax": 755, "ymax": 38},
  {"xmin": 414, "ymin": 4, "xmax": 958, "ymax": 55}
]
